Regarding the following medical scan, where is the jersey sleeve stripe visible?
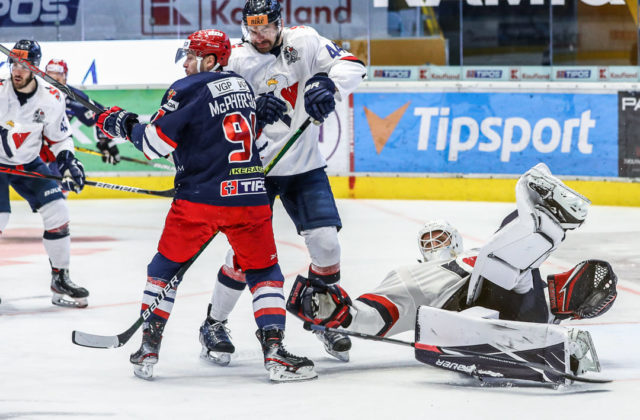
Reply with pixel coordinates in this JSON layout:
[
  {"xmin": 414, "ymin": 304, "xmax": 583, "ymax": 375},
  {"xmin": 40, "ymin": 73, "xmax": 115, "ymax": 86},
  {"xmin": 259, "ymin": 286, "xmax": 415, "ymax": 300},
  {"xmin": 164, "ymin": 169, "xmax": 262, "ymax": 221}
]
[
  {"xmin": 340, "ymin": 56, "xmax": 366, "ymax": 66},
  {"xmin": 356, "ymin": 293, "xmax": 400, "ymax": 337},
  {"xmin": 143, "ymin": 125, "xmax": 176, "ymax": 159}
]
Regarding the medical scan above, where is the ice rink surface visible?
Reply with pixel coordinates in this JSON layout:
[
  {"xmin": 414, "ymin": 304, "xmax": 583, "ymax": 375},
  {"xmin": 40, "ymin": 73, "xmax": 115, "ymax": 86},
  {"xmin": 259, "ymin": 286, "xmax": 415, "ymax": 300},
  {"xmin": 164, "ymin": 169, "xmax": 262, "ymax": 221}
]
[{"xmin": 1, "ymin": 198, "xmax": 639, "ymax": 419}]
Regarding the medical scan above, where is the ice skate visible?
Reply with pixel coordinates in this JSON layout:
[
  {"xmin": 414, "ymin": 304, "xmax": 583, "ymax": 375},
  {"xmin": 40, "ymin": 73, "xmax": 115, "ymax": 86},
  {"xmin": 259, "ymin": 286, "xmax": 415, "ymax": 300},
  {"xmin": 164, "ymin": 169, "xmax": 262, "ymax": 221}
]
[
  {"xmin": 130, "ymin": 321, "xmax": 165, "ymax": 380},
  {"xmin": 50, "ymin": 268, "xmax": 89, "ymax": 308},
  {"xmin": 313, "ymin": 330, "xmax": 351, "ymax": 362},
  {"xmin": 568, "ymin": 329, "xmax": 600, "ymax": 376},
  {"xmin": 256, "ymin": 328, "xmax": 317, "ymax": 382},
  {"xmin": 199, "ymin": 317, "xmax": 235, "ymax": 366}
]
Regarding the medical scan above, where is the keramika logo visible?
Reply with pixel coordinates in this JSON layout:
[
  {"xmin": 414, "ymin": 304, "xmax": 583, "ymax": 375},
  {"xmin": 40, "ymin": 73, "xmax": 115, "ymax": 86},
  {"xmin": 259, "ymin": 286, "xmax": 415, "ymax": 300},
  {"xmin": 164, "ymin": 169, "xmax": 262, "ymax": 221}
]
[{"xmin": 363, "ymin": 102, "xmax": 410, "ymax": 154}]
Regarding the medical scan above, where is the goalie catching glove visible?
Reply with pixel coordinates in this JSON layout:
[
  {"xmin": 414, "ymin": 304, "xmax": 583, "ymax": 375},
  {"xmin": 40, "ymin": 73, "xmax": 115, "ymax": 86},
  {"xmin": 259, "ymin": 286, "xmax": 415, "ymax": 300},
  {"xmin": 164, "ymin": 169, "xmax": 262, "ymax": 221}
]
[
  {"xmin": 548, "ymin": 259, "xmax": 617, "ymax": 320},
  {"xmin": 286, "ymin": 275, "xmax": 352, "ymax": 328}
]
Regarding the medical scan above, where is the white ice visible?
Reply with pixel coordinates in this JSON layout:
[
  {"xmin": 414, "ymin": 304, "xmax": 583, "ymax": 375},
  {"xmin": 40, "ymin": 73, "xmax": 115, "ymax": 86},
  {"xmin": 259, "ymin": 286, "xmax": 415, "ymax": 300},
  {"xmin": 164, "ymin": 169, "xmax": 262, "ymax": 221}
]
[{"xmin": 1, "ymin": 198, "xmax": 639, "ymax": 419}]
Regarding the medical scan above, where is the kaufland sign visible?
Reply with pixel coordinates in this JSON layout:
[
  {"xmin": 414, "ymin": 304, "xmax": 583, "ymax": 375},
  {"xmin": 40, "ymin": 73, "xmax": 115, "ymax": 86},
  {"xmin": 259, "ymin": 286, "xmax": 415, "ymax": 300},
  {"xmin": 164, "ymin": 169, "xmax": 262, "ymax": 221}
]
[{"xmin": 405, "ymin": 0, "xmax": 625, "ymax": 5}]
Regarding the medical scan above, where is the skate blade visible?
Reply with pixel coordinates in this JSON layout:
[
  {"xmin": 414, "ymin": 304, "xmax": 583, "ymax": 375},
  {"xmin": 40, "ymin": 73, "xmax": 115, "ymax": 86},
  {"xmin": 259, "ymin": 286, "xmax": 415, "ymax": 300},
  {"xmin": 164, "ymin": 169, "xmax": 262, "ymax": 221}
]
[
  {"xmin": 133, "ymin": 363, "xmax": 155, "ymax": 380},
  {"xmin": 200, "ymin": 347, "xmax": 231, "ymax": 366},
  {"xmin": 267, "ymin": 365, "xmax": 318, "ymax": 382},
  {"xmin": 326, "ymin": 349, "xmax": 349, "ymax": 362},
  {"xmin": 52, "ymin": 293, "xmax": 88, "ymax": 308}
]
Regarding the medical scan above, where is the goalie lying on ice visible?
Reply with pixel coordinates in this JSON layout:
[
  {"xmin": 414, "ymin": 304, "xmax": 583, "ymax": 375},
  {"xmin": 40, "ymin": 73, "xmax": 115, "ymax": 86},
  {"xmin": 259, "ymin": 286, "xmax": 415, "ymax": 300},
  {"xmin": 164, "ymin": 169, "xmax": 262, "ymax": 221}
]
[{"xmin": 287, "ymin": 163, "xmax": 618, "ymax": 384}]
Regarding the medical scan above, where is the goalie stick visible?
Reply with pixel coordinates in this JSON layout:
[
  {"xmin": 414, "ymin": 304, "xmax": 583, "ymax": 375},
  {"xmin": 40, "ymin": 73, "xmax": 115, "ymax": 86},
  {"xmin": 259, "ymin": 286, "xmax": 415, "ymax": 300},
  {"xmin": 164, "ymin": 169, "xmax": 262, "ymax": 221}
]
[
  {"xmin": 72, "ymin": 234, "xmax": 216, "ymax": 349},
  {"xmin": 75, "ymin": 146, "xmax": 175, "ymax": 171},
  {"xmin": 0, "ymin": 165, "xmax": 175, "ymax": 198},
  {"xmin": 308, "ymin": 324, "xmax": 611, "ymax": 384}
]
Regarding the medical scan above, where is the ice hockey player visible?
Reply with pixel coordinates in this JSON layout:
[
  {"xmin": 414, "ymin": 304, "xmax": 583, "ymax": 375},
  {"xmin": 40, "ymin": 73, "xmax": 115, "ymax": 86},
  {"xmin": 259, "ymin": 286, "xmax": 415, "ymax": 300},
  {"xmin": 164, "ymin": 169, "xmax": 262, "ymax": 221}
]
[
  {"xmin": 95, "ymin": 29, "xmax": 316, "ymax": 382},
  {"xmin": 0, "ymin": 40, "xmax": 89, "ymax": 308},
  {"xmin": 200, "ymin": 0, "xmax": 367, "ymax": 366},
  {"xmin": 287, "ymin": 163, "xmax": 618, "ymax": 385},
  {"xmin": 44, "ymin": 59, "xmax": 121, "ymax": 165}
]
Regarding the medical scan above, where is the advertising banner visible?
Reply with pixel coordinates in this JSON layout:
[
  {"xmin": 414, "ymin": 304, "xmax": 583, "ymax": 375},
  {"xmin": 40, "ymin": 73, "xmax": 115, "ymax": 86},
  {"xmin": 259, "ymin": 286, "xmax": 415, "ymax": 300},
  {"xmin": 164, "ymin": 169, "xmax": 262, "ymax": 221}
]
[
  {"xmin": 618, "ymin": 91, "xmax": 640, "ymax": 177},
  {"xmin": 353, "ymin": 91, "xmax": 619, "ymax": 176}
]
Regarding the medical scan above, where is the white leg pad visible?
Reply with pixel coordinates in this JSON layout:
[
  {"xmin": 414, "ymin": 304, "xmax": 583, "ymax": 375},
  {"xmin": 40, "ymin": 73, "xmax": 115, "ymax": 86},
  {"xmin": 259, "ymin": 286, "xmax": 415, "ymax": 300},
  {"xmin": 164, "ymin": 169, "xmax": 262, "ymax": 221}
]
[
  {"xmin": 301, "ymin": 226, "xmax": 340, "ymax": 267},
  {"xmin": 38, "ymin": 199, "xmax": 70, "ymax": 230},
  {"xmin": 0, "ymin": 212, "xmax": 9, "ymax": 234}
]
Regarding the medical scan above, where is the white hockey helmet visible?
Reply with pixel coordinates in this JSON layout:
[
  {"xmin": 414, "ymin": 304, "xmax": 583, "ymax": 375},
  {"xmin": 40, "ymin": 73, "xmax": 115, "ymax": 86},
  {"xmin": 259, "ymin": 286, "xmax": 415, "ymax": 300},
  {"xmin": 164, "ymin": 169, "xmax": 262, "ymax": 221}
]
[{"xmin": 417, "ymin": 220, "xmax": 463, "ymax": 262}]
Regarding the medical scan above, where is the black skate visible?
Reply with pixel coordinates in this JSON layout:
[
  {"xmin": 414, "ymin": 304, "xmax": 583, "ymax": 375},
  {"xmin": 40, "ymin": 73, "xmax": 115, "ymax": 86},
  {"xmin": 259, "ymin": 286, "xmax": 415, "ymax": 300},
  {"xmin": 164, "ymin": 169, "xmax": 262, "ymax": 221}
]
[
  {"xmin": 130, "ymin": 321, "xmax": 165, "ymax": 380},
  {"xmin": 313, "ymin": 330, "xmax": 351, "ymax": 362},
  {"xmin": 257, "ymin": 328, "xmax": 317, "ymax": 382},
  {"xmin": 50, "ymin": 268, "xmax": 89, "ymax": 308},
  {"xmin": 199, "ymin": 317, "xmax": 235, "ymax": 366}
]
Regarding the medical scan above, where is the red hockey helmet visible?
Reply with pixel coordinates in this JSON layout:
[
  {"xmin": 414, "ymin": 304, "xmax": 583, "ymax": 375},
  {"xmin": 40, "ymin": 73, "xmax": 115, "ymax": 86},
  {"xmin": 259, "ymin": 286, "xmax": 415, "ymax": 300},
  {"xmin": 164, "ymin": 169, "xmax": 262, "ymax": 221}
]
[
  {"xmin": 46, "ymin": 59, "xmax": 69, "ymax": 76},
  {"xmin": 175, "ymin": 29, "xmax": 231, "ymax": 69}
]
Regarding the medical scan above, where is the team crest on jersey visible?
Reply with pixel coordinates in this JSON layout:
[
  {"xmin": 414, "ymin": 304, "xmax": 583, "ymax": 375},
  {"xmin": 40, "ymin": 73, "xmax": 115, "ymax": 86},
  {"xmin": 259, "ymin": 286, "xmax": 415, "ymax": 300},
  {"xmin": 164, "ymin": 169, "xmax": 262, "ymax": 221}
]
[
  {"xmin": 220, "ymin": 177, "xmax": 266, "ymax": 197},
  {"xmin": 33, "ymin": 108, "xmax": 45, "ymax": 123},
  {"xmin": 283, "ymin": 46, "xmax": 299, "ymax": 65}
]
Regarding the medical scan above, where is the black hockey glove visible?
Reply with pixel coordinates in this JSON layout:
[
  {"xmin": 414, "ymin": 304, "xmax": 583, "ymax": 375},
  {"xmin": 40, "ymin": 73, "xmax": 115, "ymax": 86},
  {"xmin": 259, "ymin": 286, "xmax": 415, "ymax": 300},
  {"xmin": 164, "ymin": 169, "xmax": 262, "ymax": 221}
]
[
  {"xmin": 303, "ymin": 73, "xmax": 336, "ymax": 123},
  {"xmin": 56, "ymin": 150, "xmax": 86, "ymax": 193},
  {"xmin": 286, "ymin": 275, "xmax": 352, "ymax": 328},
  {"xmin": 256, "ymin": 92, "xmax": 287, "ymax": 127},
  {"xmin": 96, "ymin": 135, "xmax": 121, "ymax": 165},
  {"xmin": 96, "ymin": 106, "xmax": 139, "ymax": 141}
]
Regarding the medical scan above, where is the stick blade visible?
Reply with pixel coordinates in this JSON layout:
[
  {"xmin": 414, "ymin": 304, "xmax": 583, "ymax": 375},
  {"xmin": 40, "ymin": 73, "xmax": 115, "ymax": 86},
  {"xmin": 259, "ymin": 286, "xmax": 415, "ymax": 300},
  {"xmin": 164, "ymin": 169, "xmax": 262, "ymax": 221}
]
[{"xmin": 72, "ymin": 330, "xmax": 123, "ymax": 349}]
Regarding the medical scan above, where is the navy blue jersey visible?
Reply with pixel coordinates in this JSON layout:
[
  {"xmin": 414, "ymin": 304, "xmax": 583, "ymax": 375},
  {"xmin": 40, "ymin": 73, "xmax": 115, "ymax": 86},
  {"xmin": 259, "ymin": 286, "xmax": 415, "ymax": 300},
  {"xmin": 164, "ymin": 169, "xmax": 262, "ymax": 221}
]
[
  {"xmin": 130, "ymin": 71, "xmax": 268, "ymax": 207},
  {"xmin": 65, "ymin": 86, "xmax": 102, "ymax": 126}
]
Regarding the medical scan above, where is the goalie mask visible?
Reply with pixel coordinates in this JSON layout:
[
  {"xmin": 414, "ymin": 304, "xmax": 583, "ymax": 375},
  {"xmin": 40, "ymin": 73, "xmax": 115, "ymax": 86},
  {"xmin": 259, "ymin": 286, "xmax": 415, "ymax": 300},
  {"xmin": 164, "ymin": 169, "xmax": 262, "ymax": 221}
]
[
  {"xmin": 417, "ymin": 220, "xmax": 463, "ymax": 262},
  {"xmin": 526, "ymin": 165, "xmax": 591, "ymax": 230},
  {"xmin": 547, "ymin": 260, "xmax": 617, "ymax": 320}
]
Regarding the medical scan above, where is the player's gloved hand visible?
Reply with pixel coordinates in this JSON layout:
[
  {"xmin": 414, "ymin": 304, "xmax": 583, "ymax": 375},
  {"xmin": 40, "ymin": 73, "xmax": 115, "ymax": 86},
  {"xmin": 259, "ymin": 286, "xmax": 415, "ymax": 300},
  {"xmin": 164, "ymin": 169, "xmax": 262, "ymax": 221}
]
[
  {"xmin": 256, "ymin": 92, "xmax": 287, "ymax": 126},
  {"xmin": 56, "ymin": 150, "xmax": 86, "ymax": 193},
  {"xmin": 303, "ymin": 73, "xmax": 336, "ymax": 123},
  {"xmin": 96, "ymin": 134, "xmax": 121, "ymax": 165},
  {"xmin": 96, "ymin": 106, "xmax": 138, "ymax": 141}
]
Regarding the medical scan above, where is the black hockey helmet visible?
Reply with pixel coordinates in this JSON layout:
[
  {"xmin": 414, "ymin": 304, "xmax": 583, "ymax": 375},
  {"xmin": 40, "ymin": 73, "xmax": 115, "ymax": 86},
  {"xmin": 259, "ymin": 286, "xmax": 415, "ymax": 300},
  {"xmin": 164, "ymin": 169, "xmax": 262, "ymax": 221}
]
[
  {"xmin": 242, "ymin": 0, "xmax": 282, "ymax": 26},
  {"xmin": 10, "ymin": 39, "xmax": 42, "ymax": 67}
]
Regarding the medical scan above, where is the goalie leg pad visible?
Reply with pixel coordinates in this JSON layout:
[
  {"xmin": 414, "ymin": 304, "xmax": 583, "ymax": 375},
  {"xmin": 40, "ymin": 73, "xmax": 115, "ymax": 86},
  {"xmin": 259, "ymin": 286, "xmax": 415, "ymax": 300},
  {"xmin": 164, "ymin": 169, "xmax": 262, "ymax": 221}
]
[
  {"xmin": 547, "ymin": 259, "xmax": 617, "ymax": 320},
  {"xmin": 414, "ymin": 306, "xmax": 577, "ymax": 384}
]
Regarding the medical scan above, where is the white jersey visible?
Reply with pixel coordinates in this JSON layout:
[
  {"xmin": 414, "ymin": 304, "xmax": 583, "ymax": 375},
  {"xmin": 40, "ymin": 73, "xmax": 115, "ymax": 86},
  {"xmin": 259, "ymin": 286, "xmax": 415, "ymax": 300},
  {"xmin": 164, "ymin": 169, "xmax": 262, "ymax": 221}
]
[
  {"xmin": 227, "ymin": 26, "xmax": 366, "ymax": 176},
  {"xmin": 0, "ymin": 78, "xmax": 73, "ymax": 166},
  {"xmin": 348, "ymin": 252, "xmax": 477, "ymax": 337}
]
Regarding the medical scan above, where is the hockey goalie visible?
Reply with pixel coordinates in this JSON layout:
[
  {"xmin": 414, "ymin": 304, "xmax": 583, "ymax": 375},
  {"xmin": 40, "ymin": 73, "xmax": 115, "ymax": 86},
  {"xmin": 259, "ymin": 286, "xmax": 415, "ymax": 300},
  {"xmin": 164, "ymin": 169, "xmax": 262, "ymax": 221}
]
[{"xmin": 287, "ymin": 163, "xmax": 618, "ymax": 385}]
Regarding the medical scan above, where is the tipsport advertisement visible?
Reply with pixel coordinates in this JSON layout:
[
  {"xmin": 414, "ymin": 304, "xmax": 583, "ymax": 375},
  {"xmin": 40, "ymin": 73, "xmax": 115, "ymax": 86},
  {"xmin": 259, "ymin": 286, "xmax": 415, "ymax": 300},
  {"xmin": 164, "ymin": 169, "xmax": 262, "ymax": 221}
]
[{"xmin": 353, "ymin": 92, "xmax": 619, "ymax": 177}]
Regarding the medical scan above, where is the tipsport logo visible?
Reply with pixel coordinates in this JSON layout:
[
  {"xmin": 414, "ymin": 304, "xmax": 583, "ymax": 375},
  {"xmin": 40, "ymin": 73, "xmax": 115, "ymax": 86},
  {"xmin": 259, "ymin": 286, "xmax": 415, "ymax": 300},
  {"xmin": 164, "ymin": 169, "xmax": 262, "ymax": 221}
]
[
  {"xmin": 364, "ymin": 104, "xmax": 597, "ymax": 162},
  {"xmin": 220, "ymin": 177, "xmax": 266, "ymax": 197}
]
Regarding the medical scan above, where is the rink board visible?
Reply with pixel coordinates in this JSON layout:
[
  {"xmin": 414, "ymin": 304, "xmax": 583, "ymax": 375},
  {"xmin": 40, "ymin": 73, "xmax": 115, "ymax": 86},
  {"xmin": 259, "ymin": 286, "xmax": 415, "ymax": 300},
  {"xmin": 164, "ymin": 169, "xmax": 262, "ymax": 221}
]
[{"xmin": 9, "ymin": 174, "xmax": 640, "ymax": 206}]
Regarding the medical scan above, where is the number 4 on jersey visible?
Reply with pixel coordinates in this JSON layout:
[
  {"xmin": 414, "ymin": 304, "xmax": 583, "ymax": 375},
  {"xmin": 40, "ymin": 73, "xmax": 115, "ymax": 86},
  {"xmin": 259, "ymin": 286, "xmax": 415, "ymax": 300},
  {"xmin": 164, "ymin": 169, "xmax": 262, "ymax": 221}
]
[{"xmin": 325, "ymin": 42, "xmax": 345, "ymax": 59}]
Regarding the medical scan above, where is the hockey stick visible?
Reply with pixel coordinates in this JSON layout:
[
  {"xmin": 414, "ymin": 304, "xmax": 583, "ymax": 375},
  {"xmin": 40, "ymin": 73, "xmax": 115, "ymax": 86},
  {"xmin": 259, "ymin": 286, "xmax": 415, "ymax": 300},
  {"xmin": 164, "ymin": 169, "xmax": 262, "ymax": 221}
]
[
  {"xmin": 0, "ymin": 44, "xmax": 103, "ymax": 115},
  {"xmin": 72, "ymin": 234, "xmax": 217, "ymax": 349},
  {"xmin": 75, "ymin": 146, "xmax": 175, "ymax": 171},
  {"xmin": 309, "ymin": 325, "xmax": 611, "ymax": 384},
  {"xmin": 263, "ymin": 117, "xmax": 313, "ymax": 175},
  {"xmin": 0, "ymin": 165, "xmax": 175, "ymax": 198}
]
